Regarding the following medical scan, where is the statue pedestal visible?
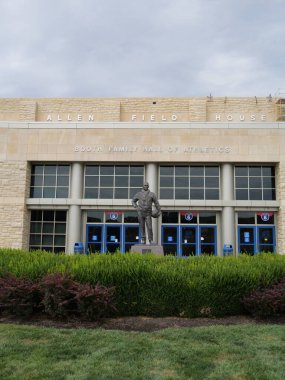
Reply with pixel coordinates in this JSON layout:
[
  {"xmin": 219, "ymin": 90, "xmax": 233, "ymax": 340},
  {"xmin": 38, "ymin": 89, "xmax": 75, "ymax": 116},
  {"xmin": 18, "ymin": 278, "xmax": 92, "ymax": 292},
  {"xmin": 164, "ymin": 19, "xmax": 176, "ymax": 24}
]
[{"xmin": 130, "ymin": 244, "xmax": 164, "ymax": 256}]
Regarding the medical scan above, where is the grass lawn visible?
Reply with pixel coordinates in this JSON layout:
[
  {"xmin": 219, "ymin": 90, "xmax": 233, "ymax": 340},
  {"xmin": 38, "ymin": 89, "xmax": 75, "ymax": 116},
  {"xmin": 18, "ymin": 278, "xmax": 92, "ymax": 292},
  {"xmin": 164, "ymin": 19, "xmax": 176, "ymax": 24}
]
[{"xmin": 0, "ymin": 323, "xmax": 285, "ymax": 380}]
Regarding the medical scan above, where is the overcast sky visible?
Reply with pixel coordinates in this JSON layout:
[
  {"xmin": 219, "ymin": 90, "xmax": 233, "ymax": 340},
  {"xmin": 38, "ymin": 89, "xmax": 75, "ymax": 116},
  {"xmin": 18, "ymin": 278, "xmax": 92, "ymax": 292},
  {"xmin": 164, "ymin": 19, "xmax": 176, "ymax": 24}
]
[{"xmin": 0, "ymin": 0, "xmax": 284, "ymax": 98}]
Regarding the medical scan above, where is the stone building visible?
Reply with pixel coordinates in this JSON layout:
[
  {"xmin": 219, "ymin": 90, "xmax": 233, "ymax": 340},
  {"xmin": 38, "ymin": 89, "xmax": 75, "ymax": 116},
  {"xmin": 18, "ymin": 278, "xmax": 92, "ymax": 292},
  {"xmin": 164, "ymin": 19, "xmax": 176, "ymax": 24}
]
[{"xmin": 0, "ymin": 95, "xmax": 284, "ymax": 256}]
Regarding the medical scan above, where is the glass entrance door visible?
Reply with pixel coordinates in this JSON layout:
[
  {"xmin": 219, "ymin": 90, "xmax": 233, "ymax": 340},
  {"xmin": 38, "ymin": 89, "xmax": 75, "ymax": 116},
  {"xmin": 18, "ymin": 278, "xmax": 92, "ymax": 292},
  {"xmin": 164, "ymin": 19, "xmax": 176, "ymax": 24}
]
[
  {"xmin": 257, "ymin": 226, "xmax": 275, "ymax": 253},
  {"xmin": 238, "ymin": 226, "xmax": 255, "ymax": 255},
  {"xmin": 86, "ymin": 224, "xmax": 103, "ymax": 253},
  {"xmin": 162, "ymin": 226, "xmax": 178, "ymax": 255},
  {"xmin": 181, "ymin": 226, "xmax": 197, "ymax": 256},
  {"xmin": 199, "ymin": 226, "xmax": 216, "ymax": 255},
  {"xmin": 124, "ymin": 225, "xmax": 140, "ymax": 252},
  {"xmin": 106, "ymin": 225, "xmax": 122, "ymax": 253}
]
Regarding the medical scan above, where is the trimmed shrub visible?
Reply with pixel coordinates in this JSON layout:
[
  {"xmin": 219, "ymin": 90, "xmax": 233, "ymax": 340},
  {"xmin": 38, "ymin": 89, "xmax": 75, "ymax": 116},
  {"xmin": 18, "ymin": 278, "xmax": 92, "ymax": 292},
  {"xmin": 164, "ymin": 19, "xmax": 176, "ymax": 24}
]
[
  {"xmin": 39, "ymin": 273, "xmax": 79, "ymax": 319},
  {"xmin": 242, "ymin": 275, "xmax": 285, "ymax": 317},
  {"xmin": 0, "ymin": 273, "xmax": 41, "ymax": 317}
]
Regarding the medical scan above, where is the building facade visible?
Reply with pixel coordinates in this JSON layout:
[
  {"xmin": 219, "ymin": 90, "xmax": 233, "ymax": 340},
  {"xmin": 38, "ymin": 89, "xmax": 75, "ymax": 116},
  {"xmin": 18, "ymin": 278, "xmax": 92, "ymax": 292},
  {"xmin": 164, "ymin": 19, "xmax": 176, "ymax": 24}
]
[{"xmin": 0, "ymin": 96, "xmax": 284, "ymax": 256}]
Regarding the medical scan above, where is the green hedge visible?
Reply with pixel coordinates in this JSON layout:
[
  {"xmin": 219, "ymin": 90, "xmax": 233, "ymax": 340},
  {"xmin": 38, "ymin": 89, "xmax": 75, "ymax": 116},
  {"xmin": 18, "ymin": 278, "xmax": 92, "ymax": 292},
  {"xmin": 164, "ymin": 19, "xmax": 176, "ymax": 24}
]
[{"xmin": 1, "ymin": 248, "xmax": 285, "ymax": 317}]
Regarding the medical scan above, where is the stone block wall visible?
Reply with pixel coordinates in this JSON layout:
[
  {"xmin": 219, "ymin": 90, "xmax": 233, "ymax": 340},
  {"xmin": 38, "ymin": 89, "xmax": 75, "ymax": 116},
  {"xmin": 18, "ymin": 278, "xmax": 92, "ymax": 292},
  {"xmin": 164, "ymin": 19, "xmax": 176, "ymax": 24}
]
[{"xmin": 0, "ymin": 161, "xmax": 30, "ymax": 249}]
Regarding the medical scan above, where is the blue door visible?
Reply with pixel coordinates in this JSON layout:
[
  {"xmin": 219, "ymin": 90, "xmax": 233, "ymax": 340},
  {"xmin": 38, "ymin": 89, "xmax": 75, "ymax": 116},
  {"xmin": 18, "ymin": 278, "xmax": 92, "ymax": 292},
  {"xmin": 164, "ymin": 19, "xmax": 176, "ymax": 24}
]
[
  {"xmin": 86, "ymin": 224, "xmax": 103, "ymax": 253},
  {"xmin": 124, "ymin": 225, "xmax": 140, "ymax": 252},
  {"xmin": 162, "ymin": 226, "xmax": 179, "ymax": 255},
  {"xmin": 199, "ymin": 226, "xmax": 216, "ymax": 255},
  {"xmin": 257, "ymin": 226, "xmax": 275, "ymax": 253},
  {"xmin": 181, "ymin": 226, "xmax": 197, "ymax": 256},
  {"xmin": 106, "ymin": 225, "xmax": 122, "ymax": 253},
  {"xmin": 238, "ymin": 226, "xmax": 256, "ymax": 255}
]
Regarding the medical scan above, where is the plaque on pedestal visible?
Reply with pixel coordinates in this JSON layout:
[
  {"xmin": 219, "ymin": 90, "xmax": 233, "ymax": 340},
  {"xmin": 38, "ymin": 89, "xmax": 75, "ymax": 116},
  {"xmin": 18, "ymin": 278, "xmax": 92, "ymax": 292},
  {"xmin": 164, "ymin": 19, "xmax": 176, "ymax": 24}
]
[{"xmin": 130, "ymin": 244, "xmax": 164, "ymax": 256}]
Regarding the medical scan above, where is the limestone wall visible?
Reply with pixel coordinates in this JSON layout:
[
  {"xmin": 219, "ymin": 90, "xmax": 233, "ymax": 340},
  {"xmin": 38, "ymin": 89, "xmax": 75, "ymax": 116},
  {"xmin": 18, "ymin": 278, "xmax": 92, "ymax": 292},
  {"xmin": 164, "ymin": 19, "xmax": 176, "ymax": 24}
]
[{"xmin": 0, "ymin": 161, "xmax": 30, "ymax": 249}]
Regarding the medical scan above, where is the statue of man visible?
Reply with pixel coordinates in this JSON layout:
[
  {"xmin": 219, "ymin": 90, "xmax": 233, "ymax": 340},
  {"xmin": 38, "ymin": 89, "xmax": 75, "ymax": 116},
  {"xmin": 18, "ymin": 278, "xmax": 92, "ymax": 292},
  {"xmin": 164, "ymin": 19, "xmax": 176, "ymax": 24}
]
[{"xmin": 132, "ymin": 182, "xmax": 161, "ymax": 244}]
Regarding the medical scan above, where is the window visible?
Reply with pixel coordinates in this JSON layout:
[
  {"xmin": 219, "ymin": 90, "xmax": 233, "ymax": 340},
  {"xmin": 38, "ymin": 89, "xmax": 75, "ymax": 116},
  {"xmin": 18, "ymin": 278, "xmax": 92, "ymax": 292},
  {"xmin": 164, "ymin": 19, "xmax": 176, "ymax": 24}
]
[
  {"xmin": 30, "ymin": 164, "xmax": 70, "ymax": 198},
  {"xmin": 84, "ymin": 165, "xmax": 144, "ymax": 199},
  {"xmin": 29, "ymin": 210, "xmax": 67, "ymax": 253},
  {"xmin": 235, "ymin": 166, "xmax": 275, "ymax": 201},
  {"xmin": 160, "ymin": 165, "xmax": 219, "ymax": 200}
]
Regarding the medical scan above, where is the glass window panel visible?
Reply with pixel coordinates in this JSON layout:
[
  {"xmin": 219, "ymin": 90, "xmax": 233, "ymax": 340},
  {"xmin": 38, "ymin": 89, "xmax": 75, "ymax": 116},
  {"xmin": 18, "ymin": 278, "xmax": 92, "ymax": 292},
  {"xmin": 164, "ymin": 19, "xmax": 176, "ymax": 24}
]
[
  {"xmin": 238, "ymin": 212, "xmax": 255, "ymax": 224},
  {"xmin": 43, "ymin": 210, "xmax": 54, "ymax": 221},
  {"xmin": 249, "ymin": 177, "xmax": 262, "ymax": 188},
  {"xmin": 54, "ymin": 235, "xmax": 66, "ymax": 246},
  {"xmin": 30, "ymin": 235, "xmax": 41, "ymax": 245},
  {"xmin": 258, "ymin": 245, "xmax": 274, "ymax": 253},
  {"xmin": 160, "ymin": 177, "xmax": 174, "ymax": 187},
  {"xmin": 160, "ymin": 166, "xmax": 174, "ymax": 176},
  {"xmin": 162, "ymin": 212, "xmax": 178, "ymax": 223},
  {"xmin": 205, "ymin": 166, "xmax": 219, "ymax": 176},
  {"xmin": 200, "ymin": 214, "xmax": 216, "ymax": 224},
  {"xmin": 100, "ymin": 166, "xmax": 114, "ymax": 175},
  {"xmin": 42, "ymin": 235, "xmax": 53, "ymax": 245},
  {"xmin": 114, "ymin": 188, "xmax": 128, "ymax": 199},
  {"xmin": 124, "ymin": 211, "xmax": 139, "ymax": 223},
  {"xmin": 43, "ymin": 223, "xmax": 54, "ymax": 233},
  {"xmin": 87, "ymin": 211, "xmax": 104, "ymax": 223},
  {"xmin": 175, "ymin": 188, "xmax": 189, "ymax": 199},
  {"xmin": 263, "ymin": 189, "xmax": 275, "ymax": 200},
  {"xmin": 115, "ymin": 166, "xmax": 129, "ymax": 175},
  {"xmin": 175, "ymin": 177, "xmax": 189, "ymax": 187},
  {"xmin": 30, "ymin": 222, "xmax": 42, "ymax": 233},
  {"xmin": 160, "ymin": 188, "xmax": 174, "ymax": 199},
  {"xmin": 249, "ymin": 189, "xmax": 262, "ymax": 200},
  {"xmin": 257, "ymin": 214, "xmax": 274, "ymax": 224},
  {"xmin": 190, "ymin": 189, "xmax": 204, "ymax": 199},
  {"xmin": 55, "ymin": 211, "xmax": 66, "ymax": 221},
  {"xmin": 191, "ymin": 177, "xmax": 204, "ymax": 187},
  {"xmin": 235, "ymin": 166, "xmax": 248, "ymax": 176},
  {"xmin": 236, "ymin": 189, "xmax": 248, "ymax": 200},
  {"xmin": 175, "ymin": 166, "xmax": 188, "ymax": 176},
  {"xmin": 85, "ymin": 176, "xmax": 99, "ymax": 187},
  {"xmin": 100, "ymin": 188, "xmax": 113, "ymax": 199},
  {"xmin": 205, "ymin": 189, "xmax": 219, "ymax": 200},
  {"xmin": 57, "ymin": 165, "xmax": 70, "ymax": 175},
  {"xmin": 239, "ymin": 245, "xmax": 255, "ymax": 255},
  {"xmin": 130, "ymin": 166, "xmax": 144, "ymax": 175},
  {"xmin": 85, "ymin": 188, "xmax": 98, "ymax": 199},
  {"xmin": 56, "ymin": 187, "xmax": 68, "ymax": 198},
  {"xmin": 262, "ymin": 177, "xmax": 275, "ymax": 188},
  {"xmin": 31, "ymin": 210, "xmax": 43, "ymax": 221},
  {"xmin": 190, "ymin": 166, "xmax": 204, "ymax": 176},
  {"xmin": 44, "ymin": 165, "xmax": 57, "ymax": 175},
  {"xmin": 44, "ymin": 176, "xmax": 56, "ymax": 186},
  {"xmin": 115, "ymin": 176, "xmax": 129, "ymax": 187},
  {"xmin": 236, "ymin": 177, "xmax": 248, "ymax": 188},
  {"xmin": 200, "ymin": 245, "xmax": 215, "ymax": 255},
  {"xmin": 205, "ymin": 177, "xmax": 219, "ymax": 187},
  {"xmin": 262, "ymin": 166, "xmax": 275, "ymax": 176},
  {"xmin": 54, "ymin": 247, "xmax": 65, "ymax": 254},
  {"xmin": 30, "ymin": 187, "xmax": 42, "ymax": 198},
  {"xmin": 182, "ymin": 227, "xmax": 196, "ymax": 243},
  {"xmin": 130, "ymin": 176, "xmax": 143, "ymax": 187},
  {"xmin": 43, "ymin": 187, "xmax": 56, "ymax": 198},
  {"xmin": 249, "ymin": 166, "xmax": 261, "ymax": 176},
  {"xmin": 57, "ymin": 176, "xmax": 69, "ymax": 186},
  {"xmin": 100, "ymin": 176, "xmax": 114, "ymax": 187},
  {"xmin": 32, "ymin": 165, "xmax": 44, "ymax": 175},
  {"xmin": 85, "ymin": 165, "xmax": 99, "ymax": 175},
  {"xmin": 55, "ymin": 223, "xmax": 66, "ymax": 233},
  {"xmin": 31, "ymin": 175, "xmax": 43, "ymax": 186}
]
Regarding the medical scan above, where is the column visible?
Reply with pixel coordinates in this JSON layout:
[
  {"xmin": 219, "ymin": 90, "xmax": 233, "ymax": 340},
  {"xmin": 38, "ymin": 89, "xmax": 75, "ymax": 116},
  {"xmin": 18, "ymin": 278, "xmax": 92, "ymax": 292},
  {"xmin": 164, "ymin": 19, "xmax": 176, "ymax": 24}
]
[
  {"xmin": 67, "ymin": 163, "xmax": 83, "ymax": 254},
  {"xmin": 221, "ymin": 163, "xmax": 235, "ymax": 255},
  {"xmin": 146, "ymin": 163, "xmax": 159, "ymax": 244}
]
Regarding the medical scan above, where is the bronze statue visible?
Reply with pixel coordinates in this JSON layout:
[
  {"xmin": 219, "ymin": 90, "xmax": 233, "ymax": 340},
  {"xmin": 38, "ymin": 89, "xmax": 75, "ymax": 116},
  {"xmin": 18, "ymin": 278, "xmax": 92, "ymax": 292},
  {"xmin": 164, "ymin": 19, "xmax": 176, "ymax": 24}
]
[{"xmin": 132, "ymin": 182, "xmax": 161, "ymax": 244}]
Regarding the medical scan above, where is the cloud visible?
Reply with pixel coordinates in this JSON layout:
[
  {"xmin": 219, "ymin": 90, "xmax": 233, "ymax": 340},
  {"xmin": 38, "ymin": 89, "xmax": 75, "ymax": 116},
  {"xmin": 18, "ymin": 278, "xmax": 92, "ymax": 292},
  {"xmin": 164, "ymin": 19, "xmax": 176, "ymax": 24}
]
[{"xmin": 0, "ymin": 0, "xmax": 284, "ymax": 97}]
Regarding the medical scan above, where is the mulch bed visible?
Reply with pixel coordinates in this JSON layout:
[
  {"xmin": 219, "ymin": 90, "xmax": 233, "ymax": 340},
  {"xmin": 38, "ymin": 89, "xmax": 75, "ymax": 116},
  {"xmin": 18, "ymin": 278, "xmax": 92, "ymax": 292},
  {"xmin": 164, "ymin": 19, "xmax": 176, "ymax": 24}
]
[{"xmin": 1, "ymin": 315, "xmax": 285, "ymax": 332}]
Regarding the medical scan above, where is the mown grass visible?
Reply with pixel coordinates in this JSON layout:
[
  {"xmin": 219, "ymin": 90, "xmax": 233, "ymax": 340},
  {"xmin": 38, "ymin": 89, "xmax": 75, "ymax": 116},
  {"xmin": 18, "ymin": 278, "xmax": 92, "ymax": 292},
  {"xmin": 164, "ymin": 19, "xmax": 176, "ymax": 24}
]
[{"xmin": 0, "ymin": 323, "xmax": 285, "ymax": 380}]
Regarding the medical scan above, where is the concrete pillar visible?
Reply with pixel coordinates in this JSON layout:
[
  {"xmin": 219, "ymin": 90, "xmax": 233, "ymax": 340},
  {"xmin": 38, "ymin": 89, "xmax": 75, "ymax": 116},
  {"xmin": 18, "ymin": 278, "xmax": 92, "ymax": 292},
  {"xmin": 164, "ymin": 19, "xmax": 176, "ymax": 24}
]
[
  {"xmin": 221, "ymin": 163, "xmax": 235, "ymax": 255},
  {"xmin": 67, "ymin": 163, "xmax": 83, "ymax": 254},
  {"xmin": 146, "ymin": 163, "xmax": 159, "ymax": 244}
]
